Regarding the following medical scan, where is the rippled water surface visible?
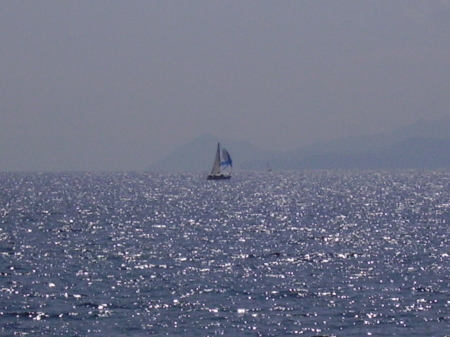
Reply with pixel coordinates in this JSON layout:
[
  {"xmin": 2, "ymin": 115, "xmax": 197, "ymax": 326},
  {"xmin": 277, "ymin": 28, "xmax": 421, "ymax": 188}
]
[{"xmin": 1, "ymin": 171, "xmax": 450, "ymax": 336}]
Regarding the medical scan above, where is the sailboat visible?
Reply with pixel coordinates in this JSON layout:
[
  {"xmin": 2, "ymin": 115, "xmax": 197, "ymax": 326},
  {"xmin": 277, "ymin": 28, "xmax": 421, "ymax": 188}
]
[{"xmin": 207, "ymin": 143, "xmax": 232, "ymax": 180}]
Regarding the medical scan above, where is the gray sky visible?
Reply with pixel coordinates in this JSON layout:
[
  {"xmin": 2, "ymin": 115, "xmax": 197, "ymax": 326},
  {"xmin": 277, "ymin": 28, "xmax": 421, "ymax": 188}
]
[{"xmin": 1, "ymin": 1, "xmax": 450, "ymax": 171}]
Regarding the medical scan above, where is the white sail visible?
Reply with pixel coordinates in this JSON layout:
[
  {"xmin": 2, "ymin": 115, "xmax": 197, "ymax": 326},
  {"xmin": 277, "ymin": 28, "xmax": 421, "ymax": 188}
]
[{"xmin": 210, "ymin": 143, "xmax": 221, "ymax": 175}]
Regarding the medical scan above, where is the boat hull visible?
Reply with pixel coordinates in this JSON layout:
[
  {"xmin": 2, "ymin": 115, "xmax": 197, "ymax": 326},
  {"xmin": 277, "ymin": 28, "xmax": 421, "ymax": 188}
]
[{"xmin": 207, "ymin": 174, "xmax": 231, "ymax": 180}]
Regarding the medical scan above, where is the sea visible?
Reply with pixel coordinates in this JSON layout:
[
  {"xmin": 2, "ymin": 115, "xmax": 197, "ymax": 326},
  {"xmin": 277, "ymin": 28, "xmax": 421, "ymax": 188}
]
[{"xmin": 1, "ymin": 170, "xmax": 450, "ymax": 336}]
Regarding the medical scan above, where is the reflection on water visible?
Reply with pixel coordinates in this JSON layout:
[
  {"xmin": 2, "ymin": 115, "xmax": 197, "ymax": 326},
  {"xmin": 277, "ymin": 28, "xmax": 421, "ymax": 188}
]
[{"xmin": 1, "ymin": 170, "xmax": 450, "ymax": 336}]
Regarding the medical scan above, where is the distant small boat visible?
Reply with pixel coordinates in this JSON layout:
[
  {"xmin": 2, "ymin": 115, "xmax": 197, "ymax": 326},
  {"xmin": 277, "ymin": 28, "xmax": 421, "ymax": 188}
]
[{"xmin": 207, "ymin": 143, "xmax": 232, "ymax": 180}]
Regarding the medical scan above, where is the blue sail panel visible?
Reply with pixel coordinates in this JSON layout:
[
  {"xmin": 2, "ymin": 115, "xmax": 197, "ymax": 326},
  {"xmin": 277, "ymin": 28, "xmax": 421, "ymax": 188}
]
[{"xmin": 221, "ymin": 149, "xmax": 232, "ymax": 167}]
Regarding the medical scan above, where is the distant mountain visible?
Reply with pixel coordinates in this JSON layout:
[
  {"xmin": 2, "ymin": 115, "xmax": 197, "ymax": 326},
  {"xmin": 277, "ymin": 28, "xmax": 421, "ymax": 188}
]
[
  {"xmin": 272, "ymin": 137, "xmax": 450, "ymax": 170},
  {"xmin": 282, "ymin": 116, "xmax": 450, "ymax": 159},
  {"xmin": 149, "ymin": 117, "xmax": 450, "ymax": 171},
  {"xmin": 149, "ymin": 134, "xmax": 276, "ymax": 172},
  {"xmin": 262, "ymin": 117, "xmax": 450, "ymax": 170}
]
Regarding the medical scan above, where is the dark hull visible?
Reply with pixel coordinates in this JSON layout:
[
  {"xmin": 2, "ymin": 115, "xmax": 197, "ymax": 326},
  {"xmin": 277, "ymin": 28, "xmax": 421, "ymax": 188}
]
[{"xmin": 207, "ymin": 174, "xmax": 231, "ymax": 180}]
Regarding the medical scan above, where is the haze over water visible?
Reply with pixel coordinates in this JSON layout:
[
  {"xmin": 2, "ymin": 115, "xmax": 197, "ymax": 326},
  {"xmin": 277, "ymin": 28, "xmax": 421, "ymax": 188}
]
[
  {"xmin": 3, "ymin": 2, "xmax": 450, "ymax": 171},
  {"xmin": 1, "ymin": 170, "xmax": 450, "ymax": 336}
]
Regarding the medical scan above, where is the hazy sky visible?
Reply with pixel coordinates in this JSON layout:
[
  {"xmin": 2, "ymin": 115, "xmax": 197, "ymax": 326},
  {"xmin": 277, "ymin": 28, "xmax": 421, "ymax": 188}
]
[{"xmin": 2, "ymin": 1, "xmax": 450, "ymax": 171}]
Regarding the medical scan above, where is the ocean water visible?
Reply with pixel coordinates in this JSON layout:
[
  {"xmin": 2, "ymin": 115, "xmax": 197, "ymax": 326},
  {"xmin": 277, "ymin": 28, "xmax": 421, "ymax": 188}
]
[{"xmin": 1, "ymin": 170, "xmax": 450, "ymax": 336}]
